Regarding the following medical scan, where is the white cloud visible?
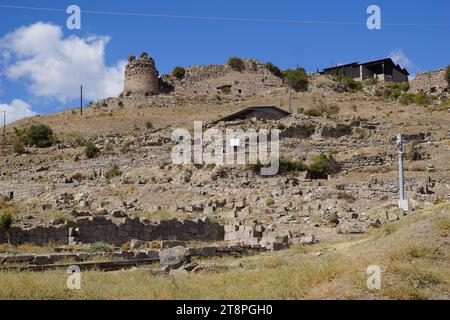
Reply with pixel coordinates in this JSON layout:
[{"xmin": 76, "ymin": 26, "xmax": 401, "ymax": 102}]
[
  {"xmin": 0, "ymin": 22, "xmax": 126, "ymax": 103},
  {"xmin": 389, "ymin": 48, "xmax": 417, "ymax": 71},
  {"xmin": 0, "ymin": 99, "xmax": 36, "ymax": 125}
]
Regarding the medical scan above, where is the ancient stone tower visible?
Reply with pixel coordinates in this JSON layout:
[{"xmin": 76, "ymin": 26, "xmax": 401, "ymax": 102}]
[{"xmin": 122, "ymin": 52, "xmax": 160, "ymax": 96}]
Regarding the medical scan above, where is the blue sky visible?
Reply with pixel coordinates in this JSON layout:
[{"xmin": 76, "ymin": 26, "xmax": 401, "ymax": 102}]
[{"xmin": 0, "ymin": 0, "xmax": 449, "ymax": 119}]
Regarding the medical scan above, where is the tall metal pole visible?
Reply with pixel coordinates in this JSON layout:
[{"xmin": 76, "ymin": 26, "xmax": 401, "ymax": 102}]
[
  {"xmin": 80, "ymin": 85, "xmax": 83, "ymax": 116},
  {"xmin": 396, "ymin": 133, "xmax": 409, "ymax": 211},
  {"xmin": 3, "ymin": 111, "xmax": 5, "ymax": 143}
]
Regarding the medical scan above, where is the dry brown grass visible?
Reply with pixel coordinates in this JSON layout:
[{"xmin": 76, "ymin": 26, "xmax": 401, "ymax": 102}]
[
  {"xmin": 0, "ymin": 203, "xmax": 448, "ymax": 300},
  {"xmin": 0, "ymin": 251, "xmax": 350, "ymax": 299}
]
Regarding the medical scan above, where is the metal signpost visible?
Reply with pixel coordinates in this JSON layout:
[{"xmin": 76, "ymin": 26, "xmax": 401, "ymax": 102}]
[{"xmin": 396, "ymin": 133, "xmax": 409, "ymax": 211}]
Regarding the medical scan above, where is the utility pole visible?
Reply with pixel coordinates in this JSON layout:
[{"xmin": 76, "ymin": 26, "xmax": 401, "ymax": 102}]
[
  {"xmin": 80, "ymin": 85, "xmax": 83, "ymax": 116},
  {"xmin": 3, "ymin": 111, "xmax": 5, "ymax": 143},
  {"xmin": 396, "ymin": 133, "xmax": 409, "ymax": 211}
]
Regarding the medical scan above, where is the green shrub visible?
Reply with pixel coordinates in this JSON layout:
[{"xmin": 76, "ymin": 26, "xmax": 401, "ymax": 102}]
[
  {"xmin": 383, "ymin": 88, "xmax": 401, "ymax": 101},
  {"xmin": 386, "ymin": 82, "xmax": 410, "ymax": 92},
  {"xmin": 0, "ymin": 212, "xmax": 13, "ymax": 244},
  {"xmin": 14, "ymin": 123, "xmax": 54, "ymax": 148},
  {"xmin": 265, "ymin": 197, "xmax": 275, "ymax": 206},
  {"xmin": 145, "ymin": 121, "xmax": 153, "ymax": 129},
  {"xmin": 374, "ymin": 89, "xmax": 383, "ymax": 97},
  {"xmin": 446, "ymin": 65, "xmax": 450, "ymax": 85},
  {"xmin": 399, "ymin": 93, "xmax": 416, "ymax": 105},
  {"xmin": 11, "ymin": 137, "xmax": 25, "ymax": 154},
  {"xmin": 280, "ymin": 159, "xmax": 308, "ymax": 173},
  {"xmin": 304, "ymin": 108, "xmax": 323, "ymax": 117},
  {"xmin": 67, "ymin": 133, "xmax": 87, "ymax": 147},
  {"xmin": 88, "ymin": 242, "xmax": 114, "ymax": 253},
  {"xmin": 390, "ymin": 89, "xmax": 402, "ymax": 101},
  {"xmin": 227, "ymin": 57, "xmax": 246, "ymax": 71},
  {"xmin": 364, "ymin": 78, "xmax": 378, "ymax": 86},
  {"xmin": 265, "ymin": 62, "xmax": 283, "ymax": 78},
  {"xmin": 308, "ymin": 154, "xmax": 336, "ymax": 179},
  {"xmin": 335, "ymin": 75, "xmax": 362, "ymax": 91},
  {"xmin": 84, "ymin": 141, "xmax": 99, "ymax": 158},
  {"xmin": 282, "ymin": 67, "xmax": 309, "ymax": 92},
  {"xmin": 27, "ymin": 123, "xmax": 54, "ymax": 147},
  {"xmin": 399, "ymin": 82, "xmax": 410, "ymax": 91},
  {"xmin": 407, "ymin": 145, "xmax": 425, "ymax": 161},
  {"xmin": 172, "ymin": 66, "xmax": 186, "ymax": 80},
  {"xmin": 0, "ymin": 212, "xmax": 13, "ymax": 230},
  {"xmin": 414, "ymin": 92, "xmax": 432, "ymax": 106},
  {"xmin": 205, "ymin": 163, "xmax": 216, "ymax": 170},
  {"xmin": 105, "ymin": 165, "xmax": 122, "ymax": 182},
  {"xmin": 217, "ymin": 84, "xmax": 232, "ymax": 94}
]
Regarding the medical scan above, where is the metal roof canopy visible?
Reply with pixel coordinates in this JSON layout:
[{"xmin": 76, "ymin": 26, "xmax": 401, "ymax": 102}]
[{"xmin": 210, "ymin": 106, "xmax": 291, "ymax": 125}]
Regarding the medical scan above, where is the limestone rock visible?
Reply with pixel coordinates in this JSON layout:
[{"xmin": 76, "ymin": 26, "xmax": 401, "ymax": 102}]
[{"xmin": 159, "ymin": 246, "xmax": 191, "ymax": 269}]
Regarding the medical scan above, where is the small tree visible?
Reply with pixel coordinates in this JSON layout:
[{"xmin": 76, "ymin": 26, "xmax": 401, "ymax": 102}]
[
  {"xmin": 227, "ymin": 57, "xmax": 246, "ymax": 72},
  {"xmin": 335, "ymin": 75, "xmax": 362, "ymax": 91},
  {"xmin": 14, "ymin": 124, "xmax": 54, "ymax": 148},
  {"xmin": 282, "ymin": 67, "xmax": 309, "ymax": 92},
  {"xmin": 0, "ymin": 212, "xmax": 13, "ymax": 245},
  {"xmin": 172, "ymin": 66, "xmax": 186, "ymax": 80},
  {"xmin": 84, "ymin": 141, "xmax": 99, "ymax": 158},
  {"xmin": 265, "ymin": 62, "xmax": 283, "ymax": 78},
  {"xmin": 25, "ymin": 123, "xmax": 54, "ymax": 147},
  {"xmin": 308, "ymin": 153, "xmax": 336, "ymax": 179},
  {"xmin": 11, "ymin": 137, "xmax": 26, "ymax": 154}
]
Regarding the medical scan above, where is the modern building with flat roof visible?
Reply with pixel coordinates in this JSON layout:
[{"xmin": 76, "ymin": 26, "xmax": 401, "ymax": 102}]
[{"xmin": 320, "ymin": 58, "xmax": 409, "ymax": 83}]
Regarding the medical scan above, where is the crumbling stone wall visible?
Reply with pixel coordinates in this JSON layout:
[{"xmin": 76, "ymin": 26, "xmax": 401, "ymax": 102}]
[
  {"xmin": 410, "ymin": 68, "xmax": 448, "ymax": 95},
  {"xmin": 163, "ymin": 59, "xmax": 284, "ymax": 97},
  {"xmin": 0, "ymin": 216, "xmax": 224, "ymax": 246},
  {"xmin": 121, "ymin": 52, "xmax": 160, "ymax": 97},
  {"xmin": 95, "ymin": 57, "xmax": 285, "ymax": 109},
  {"xmin": 339, "ymin": 154, "xmax": 394, "ymax": 170}
]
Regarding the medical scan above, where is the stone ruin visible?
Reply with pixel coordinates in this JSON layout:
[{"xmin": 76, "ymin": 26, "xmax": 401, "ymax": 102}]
[
  {"xmin": 410, "ymin": 68, "xmax": 449, "ymax": 95},
  {"xmin": 162, "ymin": 58, "xmax": 284, "ymax": 97},
  {"xmin": 121, "ymin": 52, "xmax": 160, "ymax": 97},
  {"xmin": 94, "ymin": 55, "xmax": 285, "ymax": 109},
  {"xmin": 0, "ymin": 215, "xmax": 224, "ymax": 246}
]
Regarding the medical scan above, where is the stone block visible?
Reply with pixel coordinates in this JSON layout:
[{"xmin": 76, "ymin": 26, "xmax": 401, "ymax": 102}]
[
  {"xmin": 160, "ymin": 240, "xmax": 186, "ymax": 249},
  {"xmin": 32, "ymin": 255, "xmax": 52, "ymax": 265},
  {"xmin": 270, "ymin": 242, "xmax": 288, "ymax": 251},
  {"xmin": 200, "ymin": 246, "xmax": 216, "ymax": 257}
]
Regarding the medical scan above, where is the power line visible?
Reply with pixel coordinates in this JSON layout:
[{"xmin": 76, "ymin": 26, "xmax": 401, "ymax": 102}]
[{"xmin": 0, "ymin": 4, "xmax": 449, "ymax": 27}]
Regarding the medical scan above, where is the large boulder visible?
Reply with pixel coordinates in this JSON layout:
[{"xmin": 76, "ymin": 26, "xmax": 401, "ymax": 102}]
[
  {"xmin": 159, "ymin": 246, "xmax": 191, "ymax": 269},
  {"xmin": 338, "ymin": 220, "xmax": 367, "ymax": 234}
]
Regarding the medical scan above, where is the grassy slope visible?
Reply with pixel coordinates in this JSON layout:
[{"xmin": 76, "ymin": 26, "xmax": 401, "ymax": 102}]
[{"xmin": 0, "ymin": 202, "xmax": 449, "ymax": 300}]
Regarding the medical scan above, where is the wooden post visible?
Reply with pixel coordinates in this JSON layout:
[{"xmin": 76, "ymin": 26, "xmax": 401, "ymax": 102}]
[
  {"xmin": 3, "ymin": 110, "xmax": 5, "ymax": 143},
  {"xmin": 80, "ymin": 85, "xmax": 83, "ymax": 116}
]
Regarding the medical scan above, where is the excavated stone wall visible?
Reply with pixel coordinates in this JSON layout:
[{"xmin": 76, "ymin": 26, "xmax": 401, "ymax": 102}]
[{"xmin": 0, "ymin": 216, "xmax": 224, "ymax": 246}]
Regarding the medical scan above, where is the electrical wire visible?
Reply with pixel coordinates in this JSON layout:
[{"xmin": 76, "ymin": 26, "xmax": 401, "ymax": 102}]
[{"xmin": 0, "ymin": 4, "xmax": 448, "ymax": 27}]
